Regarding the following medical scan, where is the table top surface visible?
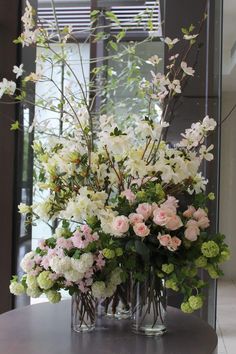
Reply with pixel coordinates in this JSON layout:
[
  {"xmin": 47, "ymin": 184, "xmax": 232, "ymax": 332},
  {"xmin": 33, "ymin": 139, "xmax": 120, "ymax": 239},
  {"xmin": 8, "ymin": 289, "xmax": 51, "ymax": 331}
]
[{"xmin": 0, "ymin": 300, "xmax": 217, "ymax": 354}]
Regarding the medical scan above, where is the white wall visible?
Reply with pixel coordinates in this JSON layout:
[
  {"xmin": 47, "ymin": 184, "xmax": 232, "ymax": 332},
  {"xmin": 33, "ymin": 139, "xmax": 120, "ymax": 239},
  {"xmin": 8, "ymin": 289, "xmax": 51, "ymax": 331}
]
[{"xmin": 220, "ymin": 91, "xmax": 236, "ymax": 279}]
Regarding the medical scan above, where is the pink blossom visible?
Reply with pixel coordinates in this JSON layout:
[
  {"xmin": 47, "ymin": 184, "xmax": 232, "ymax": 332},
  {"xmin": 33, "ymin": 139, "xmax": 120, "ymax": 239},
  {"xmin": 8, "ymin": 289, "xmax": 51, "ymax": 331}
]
[
  {"xmin": 165, "ymin": 214, "xmax": 183, "ymax": 231},
  {"xmin": 71, "ymin": 233, "xmax": 90, "ymax": 249},
  {"xmin": 129, "ymin": 213, "xmax": 144, "ymax": 225},
  {"xmin": 50, "ymin": 273, "xmax": 60, "ymax": 281},
  {"xmin": 112, "ymin": 215, "xmax": 129, "ymax": 236},
  {"xmin": 85, "ymin": 278, "xmax": 93, "ymax": 286},
  {"xmin": 136, "ymin": 203, "xmax": 152, "ymax": 220},
  {"xmin": 41, "ymin": 256, "xmax": 50, "ymax": 269},
  {"xmin": 80, "ymin": 224, "xmax": 92, "ymax": 235},
  {"xmin": 64, "ymin": 280, "xmax": 73, "ymax": 287},
  {"xmin": 38, "ymin": 239, "xmax": 47, "ymax": 250},
  {"xmin": 78, "ymin": 281, "xmax": 88, "ymax": 293},
  {"xmin": 161, "ymin": 196, "xmax": 179, "ymax": 212},
  {"xmin": 193, "ymin": 208, "xmax": 207, "ymax": 221},
  {"xmin": 56, "ymin": 237, "xmax": 73, "ymax": 251},
  {"xmin": 157, "ymin": 234, "xmax": 171, "ymax": 246},
  {"xmin": 96, "ymin": 252, "xmax": 106, "ymax": 270},
  {"xmin": 133, "ymin": 222, "xmax": 150, "ymax": 237},
  {"xmin": 183, "ymin": 205, "xmax": 196, "ymax": 218},
  {"xmin": 185, "ymin": 220, "xmax": 200, "ymax": 241},
  {"xmin": 198, "ymin": 216, "xmax": 210, "ymax": 230},
  {"xmin": 91, "ymin": 232, "xmax": 99, "ymax": 241},
  {"xmin": 168, "ymin": 236, "xmax": 182, "ymax": 251},
  {"xmin": 34, "ymin": 255, "xmax": 42, "ymax": 265},
  {"xmin": 121, "ymin": 189, "xmax": 136, "ymax": 202}
]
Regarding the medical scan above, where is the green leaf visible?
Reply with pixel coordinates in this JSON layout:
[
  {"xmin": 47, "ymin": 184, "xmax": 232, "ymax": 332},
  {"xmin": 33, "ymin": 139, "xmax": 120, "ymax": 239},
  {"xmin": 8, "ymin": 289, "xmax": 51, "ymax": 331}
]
[
  {"xmin": 105, "ymin": 11, "xmax": 120, "ymax": 25},
  {"xmin": 91, "ymin": 9, "xmax": 100, "ymax": 17},
  {"xmin": 109, "ymin": 41, "xmax": 118, "ymax": 51},
  {"xmin": 10, "ymin": 120, "xmax": 20, "ymax": 131},
  {"xmin": 181, "ymin": 27, "xmax": 188, "ymax": 35}
]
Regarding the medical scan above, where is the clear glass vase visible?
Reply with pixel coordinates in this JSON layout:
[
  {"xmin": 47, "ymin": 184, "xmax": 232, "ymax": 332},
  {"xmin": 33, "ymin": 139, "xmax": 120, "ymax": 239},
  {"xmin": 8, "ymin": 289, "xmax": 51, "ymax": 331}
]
[
  {"xmin": 104, "ymin": 282, "xmax": 131, "ymax": 320},
  {"xmin": 71, "ymin": 291, "xmax": 96, "ymax": 332},
  {"xmin": 131, "ymin": 271, "xmax": 167, "ymax": 336}
]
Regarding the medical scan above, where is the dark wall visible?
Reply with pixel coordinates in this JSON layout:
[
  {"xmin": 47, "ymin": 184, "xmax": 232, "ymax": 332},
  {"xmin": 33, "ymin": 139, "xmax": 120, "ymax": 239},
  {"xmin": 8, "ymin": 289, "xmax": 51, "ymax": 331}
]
[
  {"xmin": 0, "ymin": 0, "xmax": 22, "ymax": 313},
  {"xmin": 164, "ymin": 0, "xmax": 223, "ymax": 327}
]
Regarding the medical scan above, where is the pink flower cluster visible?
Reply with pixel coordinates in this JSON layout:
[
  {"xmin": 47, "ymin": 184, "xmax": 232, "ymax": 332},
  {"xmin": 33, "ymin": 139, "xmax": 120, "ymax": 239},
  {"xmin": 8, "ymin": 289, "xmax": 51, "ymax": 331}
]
[
  {"xmin": 111, "ymin": 197, "xmax": 183, "ymax": 251},
  {"xmin": 183, "ymin": 206, "xmax": 210, "ymax": 241},
  {"xmin": 158, "ymin": 234, "xmax": 181, "ymax": 251},
  {"xmin": 71, "ymin": 225, "xmax": 99, "ymax": 249}
]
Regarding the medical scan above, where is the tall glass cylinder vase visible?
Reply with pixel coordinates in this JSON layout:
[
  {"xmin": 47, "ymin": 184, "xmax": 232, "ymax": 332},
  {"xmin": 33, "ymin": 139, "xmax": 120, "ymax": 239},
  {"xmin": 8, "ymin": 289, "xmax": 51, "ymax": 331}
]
[
  {"xmin": 131, "ymin": 271, "xmax": 167, "ymax": 336},
  {"xmin": 71, "ymin": 291, "xmax": 96, "ymax": 333},
  {"xmin": 104, "ymin": 281, "xmax": 131, "ymax": 320}
]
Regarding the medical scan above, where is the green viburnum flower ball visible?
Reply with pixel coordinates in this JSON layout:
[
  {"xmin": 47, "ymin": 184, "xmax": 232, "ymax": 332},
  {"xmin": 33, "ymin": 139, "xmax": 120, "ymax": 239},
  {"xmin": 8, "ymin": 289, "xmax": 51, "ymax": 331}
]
[
  {"xmin": 156, "ymin": 271, "xmax": 165, "ymax": 278},
  {"xmin": 206, "ymin": 264, "xmax": 219, "ymax": 279},
  {"xmin": 188, "ymin": 296, "xmax": 203, "ymax": 310},
  {"xmin": 165, "ymin": 279, "xmax": 179, "ymax": 291},
  {"xmin": 46, "ymin": 290, "xmax": 61, "ymax": 304},
  {"xmin": 26, "ymin": 287, "xmax": 42, "ymax": 298},
  {"xmin": 9, "ymin": 282, "xmax": 25, "ymax": 296},
  {"xmin": 181, "ymin": 302, "xmax": 194, "ymax": 314},
  {"xmin": 201, "ymin": 241, "xmax": 220, "ymax": 258},
  {"xmin": 195, "ymin": 256, "xmax": 208, "ymax": 268},
  {"xmin": 102, "ymin": 248, "xmax": 116, "ymax": 259},
  {"xmin": 115, "ymin": 248, "xmax": 123, "ymax": 257},
  {"xmin": 26, "ymin": 274, "xmax": 38, "ymax": 289},
  {"xmin": 37, "ymin": 271, "xmax": 54, "ymax": 290},
  {"xmin": 219, "ymin": 249, "xmax": 230, "ymax": 263},
  {"xmin": 162, "ymin": 264, "xmax": 174, "ymax": 274}
]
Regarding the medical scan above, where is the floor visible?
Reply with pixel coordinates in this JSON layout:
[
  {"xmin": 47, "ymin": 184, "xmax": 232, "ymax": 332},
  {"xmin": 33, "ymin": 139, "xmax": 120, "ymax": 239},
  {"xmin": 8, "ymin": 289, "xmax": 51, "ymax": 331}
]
[{"xmin": 217, "ymin": 279, "xmax": 236, "ymax": 354}]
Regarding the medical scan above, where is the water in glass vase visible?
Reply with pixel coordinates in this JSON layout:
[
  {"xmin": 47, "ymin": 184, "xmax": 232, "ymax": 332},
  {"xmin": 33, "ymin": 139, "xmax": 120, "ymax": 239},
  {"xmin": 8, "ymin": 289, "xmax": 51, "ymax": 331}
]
[
  {"xmin": 131, "ymin": 273, "xmax": 167, "ymax": 336},
  {"xmin": 104, "ymin": 282, "xmax": 131, "ymax": 320},
  {"xmin": 71, "ymin": 292, "xmax": 96, "ymax": 332}
]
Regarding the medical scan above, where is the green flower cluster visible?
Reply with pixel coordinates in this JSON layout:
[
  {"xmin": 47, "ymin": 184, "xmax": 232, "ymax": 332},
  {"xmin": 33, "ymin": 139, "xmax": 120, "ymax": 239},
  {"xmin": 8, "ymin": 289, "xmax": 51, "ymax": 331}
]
[
  {"xmin": 201, "ymin": 241, "xmax": 220, "ymax": 258},
  {"xmin": 181, "ymin": 295, "xmax": 203, "ymax": 313},
  {"xmin": 162, "ymin": 264, "xmax": 174, "ymax": 274},
  {"xmin": 37, "ymin": 271, "xmax": 54, "ymax": 290}
]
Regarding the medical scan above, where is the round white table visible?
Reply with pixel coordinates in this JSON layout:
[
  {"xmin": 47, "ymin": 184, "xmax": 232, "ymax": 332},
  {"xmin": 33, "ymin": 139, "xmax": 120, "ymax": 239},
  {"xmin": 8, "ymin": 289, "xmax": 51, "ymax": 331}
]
[{"xmin": 0, "ymin": 301, "xmax": 218, "ymax": 354}]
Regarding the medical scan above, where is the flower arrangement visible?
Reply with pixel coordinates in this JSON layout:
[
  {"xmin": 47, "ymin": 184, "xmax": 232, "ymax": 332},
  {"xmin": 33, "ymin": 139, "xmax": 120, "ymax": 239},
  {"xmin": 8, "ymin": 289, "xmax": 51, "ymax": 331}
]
[{"xmin": 5, "ymin": 1, "xmax": 229, "ymax": 335}]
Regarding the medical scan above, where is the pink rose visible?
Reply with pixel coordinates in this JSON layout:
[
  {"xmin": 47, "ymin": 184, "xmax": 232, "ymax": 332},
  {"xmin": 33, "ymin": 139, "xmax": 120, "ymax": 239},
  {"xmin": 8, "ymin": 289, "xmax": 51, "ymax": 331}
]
[
  {"xmin": 161, "ymin": 196, "xmax": 179, "ymax": 212},
  {"xmin": 168, "ymin": 236, "xmax": 182, "ymax": 251},
  {"xmin": 165, "ymin": 214, "xmax": 183, "ymax": 231},
  {"xmin": 157, "ymin": 234, "xmax": 171, "ymax": 246},
  {"xmin": 198, "ymin": 216, "xmax": 210, "ymax": 230},
  {"xmin": 121, "ymin": 189, "xmax": 136, "ymax": 202},
  {"xmin": 183, "ymin": 205, "xmax": 196, "ymax": 218},
  {"xmin": 112, "ymin": 215, "xmax": 129, "ymax": 236},
  {"xmin": 133, "ymin": 222, "xmax": 150, "ymax": 237},
  {"xmin": 193, "ymin": 208, "xmax": 207, "ymax": 220},
  {"xmin": 185, "ymin": 220, "xmax": 200, "ymax": 241},
  {"xmin": 129, "ymin": 213, "xmax": 144, "ymax": 225},
  {"xmin": 153, "ymin": 207, "xmax": 172, "ymax": 226},
  {"xmin": 136, "ymin": 203, "xmax": 152, "ymax": 220}
]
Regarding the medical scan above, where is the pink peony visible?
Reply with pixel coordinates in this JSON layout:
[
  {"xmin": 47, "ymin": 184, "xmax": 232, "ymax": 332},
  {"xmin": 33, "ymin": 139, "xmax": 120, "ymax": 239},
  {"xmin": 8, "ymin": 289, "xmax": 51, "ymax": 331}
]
[
  {"xmin": 185, "ymin": 220, "xmax": 200, "ymax": 241},
  {"xmin": 165, "ymin": 214, "xmax": 183, "ymax": 231},
  {"xmin": 198, "ymin": 216, "xmax": 210, "ymax": 230},
  {"xmin": 168, "ymin": 236, "xmax": 182, "ymax": 251},
  {"xmin": 157, "ymin": 234, "xmax": 172, "ymax": 246},
  {"xmin": 183, "ymin": 205, "xmax": 196, "ymax": 218},
  {"xmin": 133, "ymin": 222, "xmax": 150, "ymax": 237},
  {"xmin": 136, "ymin": 203, "xmax": 152, "ymax": 220},
  {"xmin": 193, "ymin": 208, "xmax": 207, "ymax": 221},
  {"xmin": 129, "ymin": 213, "xmax": 144, "ymax": 225},
  {"xmin": 112, "ymin": 215, "xmax": 129, "ymax": 236},
  {"xmin": 80, "ymin": 224, "xmax": 92, "ymax": 235},
  {"xmin": 161, "ymin": 196, "xmax": 179, "ymax": 212},
  {"xmin": 121, "ymin": 189, "xmax": 136, "ymax": 202}
]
